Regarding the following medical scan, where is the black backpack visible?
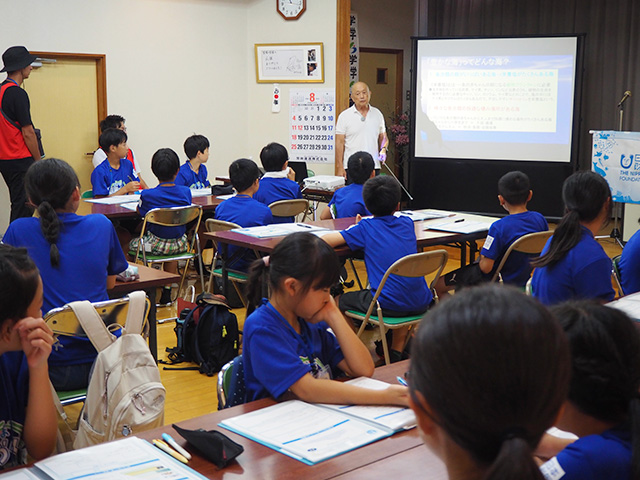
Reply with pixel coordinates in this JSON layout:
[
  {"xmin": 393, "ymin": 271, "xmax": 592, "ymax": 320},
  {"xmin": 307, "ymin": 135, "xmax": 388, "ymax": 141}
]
[{"xmin": 161, "ymin": 293, "xmax": 239, "ymax": 376}]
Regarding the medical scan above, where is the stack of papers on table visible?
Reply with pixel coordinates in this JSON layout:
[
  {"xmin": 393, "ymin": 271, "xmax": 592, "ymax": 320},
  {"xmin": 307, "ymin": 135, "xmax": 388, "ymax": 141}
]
[
  {"xmin": 219, "ymin": 377, "xmax": 415, "ymax": 465},
  {"xmin": 190, "ymin": 187, "xmax": 213, "ymax": 197},
  {"xmin": 7, "ymin": 437, "xmax": 206, "ymax": 480},
  {"xmin": 394, "ymin": 210, "xmax": 453, "ymax": 222},
  {"xmin": 233, "ymin": 223, "xmax": 328, "ymax": 238},
  {"xmin": 84, "ymin": 193, "xmax": 140, "ymax": 205},
  {"xmin": 427, "ymin": 219, "xmax": 493, "ymax": 234}
]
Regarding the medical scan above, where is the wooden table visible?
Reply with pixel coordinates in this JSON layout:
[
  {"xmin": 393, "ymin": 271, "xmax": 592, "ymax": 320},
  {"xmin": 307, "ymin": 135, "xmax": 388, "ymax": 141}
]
[
  {"xmin": 136, "ymin": 361, "xmax": 446, "ymax": 479},
  {"xmin": 202, "ymin": 212, "xmax": 499, "ymax": 296},
  {"xmin": 77, "ymin": 194, "xmax": 223, "ymax": 219},
  {"xmin": 109, "ymin": 263, "xmax": 180, "ymax": 361}
]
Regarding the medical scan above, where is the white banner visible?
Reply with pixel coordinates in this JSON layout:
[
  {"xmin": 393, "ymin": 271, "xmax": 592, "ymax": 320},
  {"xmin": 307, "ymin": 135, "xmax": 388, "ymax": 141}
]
[
  {"xmin": 592, "ymin": 130, "xmax": 640, "ymax": 203},
  {"xmin": 349, "ymin": 13, "xmax": 359, "ymax": 87}
]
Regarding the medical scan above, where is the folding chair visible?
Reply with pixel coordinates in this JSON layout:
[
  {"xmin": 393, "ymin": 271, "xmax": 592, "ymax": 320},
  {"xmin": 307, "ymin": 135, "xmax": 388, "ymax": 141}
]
[
  {"xmin": 346, "ymin": 249, "xmax": 449, "ymax": 365},
  {"xmin": 217, "ymin": 355, "xmax": 246, "ymax": 410},
  {"xmin": 204, "ymin": 218, "xmax": 252, "ymax": 307},
  {"xmin": 490, "ymin": 230, "xmax": 553, "ymax": 284},
  {"xmin": 612, "ymin": 254, "xmax": 624, "ymax": 297},
  {"xmin": 44, "ymin": 293, "xmax": 151, "ymax": 406},
  {"xmin": 268, "ymin": 198, "xmax": 310, "ymax": 222},
  {"xmin": 131, "ymin": 205, "xmax": 204, "ymax": 301}
]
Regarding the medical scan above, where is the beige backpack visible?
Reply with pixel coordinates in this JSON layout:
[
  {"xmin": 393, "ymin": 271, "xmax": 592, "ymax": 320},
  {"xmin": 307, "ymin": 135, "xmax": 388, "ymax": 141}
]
[{"xmin": 69, "ymin": 291, "xmax": 166, "ymax": 449}]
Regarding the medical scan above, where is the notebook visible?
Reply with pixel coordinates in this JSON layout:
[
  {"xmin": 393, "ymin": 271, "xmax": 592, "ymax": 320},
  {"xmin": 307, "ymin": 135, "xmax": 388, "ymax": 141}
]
[{"xmin": 219, "ymin": 377, "xmax": 414, "ymax": 465}]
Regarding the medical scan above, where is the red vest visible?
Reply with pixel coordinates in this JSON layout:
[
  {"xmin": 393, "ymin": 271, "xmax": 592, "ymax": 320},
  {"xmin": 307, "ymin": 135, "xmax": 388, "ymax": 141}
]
[{"xmin": 0, "ymin": 82, "xmax": 31, "ymax": 160}]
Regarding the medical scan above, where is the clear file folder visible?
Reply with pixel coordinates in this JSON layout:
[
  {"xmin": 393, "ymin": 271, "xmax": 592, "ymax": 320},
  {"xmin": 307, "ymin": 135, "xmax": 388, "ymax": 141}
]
[
  {"xmin": 232, "ymin": 223, "xmax": 328, "ymax": 238},
  {"xmin": 219, "ymin": 378, "xmax": 415, "ymax": 465},
  {"xmin": 10, "ymin": 437, "xmax": 207, "ymax": 480}
]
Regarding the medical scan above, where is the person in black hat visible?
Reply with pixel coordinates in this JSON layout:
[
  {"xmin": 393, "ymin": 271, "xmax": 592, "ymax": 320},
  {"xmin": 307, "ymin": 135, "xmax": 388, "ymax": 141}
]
[{"xmin": 0, "ymin": 46, "xmax": 41, "ymax": 222}]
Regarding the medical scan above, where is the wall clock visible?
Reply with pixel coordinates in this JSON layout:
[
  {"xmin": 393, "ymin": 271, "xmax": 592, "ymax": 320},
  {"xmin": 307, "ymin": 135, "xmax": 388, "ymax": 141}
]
[{"xmin": 277, "ymin": 0, "xmax": 306, "ymax": 20}]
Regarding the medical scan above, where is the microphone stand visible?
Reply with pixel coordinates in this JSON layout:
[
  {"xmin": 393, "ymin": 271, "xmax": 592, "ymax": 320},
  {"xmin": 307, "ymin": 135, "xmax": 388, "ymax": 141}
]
[{"xmin": 608, "ymin": 96, "xmax": 628, "ymax": 248}]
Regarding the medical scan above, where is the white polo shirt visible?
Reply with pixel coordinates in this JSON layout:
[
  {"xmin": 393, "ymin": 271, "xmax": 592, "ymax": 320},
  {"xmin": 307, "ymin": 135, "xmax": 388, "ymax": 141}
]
[{"xmin": 335, "ymin": 104, "xmax": 386, "ymax": 169}]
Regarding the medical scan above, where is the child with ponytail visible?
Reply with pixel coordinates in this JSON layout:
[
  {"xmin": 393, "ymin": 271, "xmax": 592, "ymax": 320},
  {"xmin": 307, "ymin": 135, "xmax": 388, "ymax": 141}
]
[
  {"xmin": 242, "ymin": 232, "xmax": 407, "ymax": 406},
  {"xmin": 538, "ymin": 301, "xmax": 640, "ymax": 480},
  {"xmin": 408, "ymin": 284, "xmax": 570, "ymax": 480},
  {"xmin": 531, "ymin": 171, "xmax": 614, "ymax": 305},
  {"xmin": 3, "ymin": 158, "xmax": 128, "ymax": 391}
]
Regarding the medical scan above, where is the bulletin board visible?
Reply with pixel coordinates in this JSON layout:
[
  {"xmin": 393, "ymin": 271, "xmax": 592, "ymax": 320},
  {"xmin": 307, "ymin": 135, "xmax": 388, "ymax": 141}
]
[{"xmin": 255, "ymin": 43, "xmax": 323, "ymax": 83}]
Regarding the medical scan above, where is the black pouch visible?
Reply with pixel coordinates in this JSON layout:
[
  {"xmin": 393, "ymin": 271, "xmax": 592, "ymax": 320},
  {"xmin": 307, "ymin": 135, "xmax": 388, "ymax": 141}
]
[
  {"xmin": 211, "ymin": 184, "xmax": 234, "ymax": 196},
  {"xmin": 172, "ymin": 424, "xmax": 244, "ymax": 469}
]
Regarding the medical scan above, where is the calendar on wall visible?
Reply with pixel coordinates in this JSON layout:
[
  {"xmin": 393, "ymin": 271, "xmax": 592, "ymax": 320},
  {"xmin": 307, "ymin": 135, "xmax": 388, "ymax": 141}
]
[{"xmin": 289, "ymin": 88, "xmax": 335, "ymax": 164}]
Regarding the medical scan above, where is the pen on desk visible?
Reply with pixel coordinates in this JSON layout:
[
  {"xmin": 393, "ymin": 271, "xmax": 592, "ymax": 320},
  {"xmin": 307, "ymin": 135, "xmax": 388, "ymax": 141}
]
[
  {"xmin": 162, "ymin": 433, "xmax": 192, "ymax": 460},
  {"xmin": 396, "ymin": 376, "xmax": 408, "ymax": 387},
  {"xmin": 152, "ymin": 439, "xmax": 189, "ymax": 464},
  {"xmin": 454, "ymin": 218, "xmax": 465, "ymax": 223}
]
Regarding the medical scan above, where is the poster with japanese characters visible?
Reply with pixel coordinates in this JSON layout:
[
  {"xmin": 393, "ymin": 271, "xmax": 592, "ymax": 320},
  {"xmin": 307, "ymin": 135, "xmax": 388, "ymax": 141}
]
[
  {"xmin": 592, "ymin": 130, "xmax": 640, "ymax": 203},
  {"xmin": 255, "ymin": 43, "xmax": 323, "ymax": 83},
  {"xmin": 289, "ymin": 88, "xmax": 336, "ymax": 164}
]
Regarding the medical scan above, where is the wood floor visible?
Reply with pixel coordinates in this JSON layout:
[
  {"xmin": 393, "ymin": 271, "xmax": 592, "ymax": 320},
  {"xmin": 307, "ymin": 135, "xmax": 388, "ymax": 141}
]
[{"xmin": 64, "ymin": 225, "xmax": 624, "ymax": 427}]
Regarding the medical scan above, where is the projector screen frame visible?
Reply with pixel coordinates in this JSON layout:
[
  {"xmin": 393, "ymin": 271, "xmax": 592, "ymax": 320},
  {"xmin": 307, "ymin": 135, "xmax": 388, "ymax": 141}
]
[{"xmin": 408, "ymin": 33, "xmax": 585, "ymax": 219}]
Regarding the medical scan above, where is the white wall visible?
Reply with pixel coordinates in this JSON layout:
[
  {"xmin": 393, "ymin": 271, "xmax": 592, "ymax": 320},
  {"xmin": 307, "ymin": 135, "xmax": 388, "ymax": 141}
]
[
  {"xmin": 350, "ymin": 0, "xmax": 416, "ymax": 111},
  {"xmin": 0, "ymin": 0, "xmax": 337, "ymax": 233},
  {"xmin": 246, "ymin": 1, "xmax": 337, "ymax": 173}
]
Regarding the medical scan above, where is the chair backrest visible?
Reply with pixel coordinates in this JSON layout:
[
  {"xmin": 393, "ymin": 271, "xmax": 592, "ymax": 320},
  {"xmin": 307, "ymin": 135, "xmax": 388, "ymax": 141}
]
[
  {"xmin": 45, "ymin": 295, "xmax": 150, "ymax": 338},
  {"xmin": 144, "ymin": 205, "xmax": 202, "ymax": 228},
  {"xmin": 81, "ymin": 189, "xmax": 93, "ymax": 199},
  {"xmin": 612, "ymin": 254, "xmax": 624, "ymax": 297},
  {"xmin": 134, "ymin": 205, "xmax": 203, "ymax": 264},
  {"xmin": 217, "ymin": 355, "xmax": 246, "ymax": 410},
  {"xmin": 490, "ymin": 230, "xmax": 553, "ymax": 282},
  {"xmin": 205, "ymin": 218, "xmax": 241, "ymax": 234},
  {"xmin": 268, "ymin": 198, "xmax": 310, "ymax": 221}
]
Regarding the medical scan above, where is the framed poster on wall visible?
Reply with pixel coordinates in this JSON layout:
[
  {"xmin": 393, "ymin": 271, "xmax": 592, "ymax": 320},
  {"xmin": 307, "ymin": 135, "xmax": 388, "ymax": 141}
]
[{"xmin": 255, "ymin": 43, "xmax": 323, "ymax": 83}]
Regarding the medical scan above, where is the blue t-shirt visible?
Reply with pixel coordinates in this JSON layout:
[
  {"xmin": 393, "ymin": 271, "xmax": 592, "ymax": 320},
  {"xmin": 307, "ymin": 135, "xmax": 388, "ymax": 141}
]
[
  {"xmin": 531, "ymin": 226, "xmax": 615, "ymax": 305},
  {"xmin": 618, "ymin": 228, "xmax": 640, "ymax": 295},
  {"xmin": 137, "ymin": 183, "xmax": 192, "ymax": 239},
  {"xmin": 254, "ymin": 176, "xmax": 302, "ymax": 224},
  {"xmin": 0, "ymin": 352, "xmax": 29, "ymax": 469},
  {"xmin": 3, "ymin": 213, "xmax": 129, "ymax": 366},
  {"xmin": 328, "ymin": 183, "xmax": 370, "ymax": 218},
  {"xmin": 175, "ymin": 162, "xmax": 210, "ymax": 189},
  {"xmin": 90, "ymin": 158, "xmax": 138, "ymax": 196},
  {"xmin": 540, "ymin": 428, "xmax": 631, "ymax": 480},
  {"xmin": 214, "ymin": 194, "xmax": 274, "ymax": 272},
  {"xmin": 244, "ymin": 301, "xmax": 344, "ymax": 402},
  {"xmin": 481, "ymin": 211, "xmax": 548, "ymax": 287},
  {"xmin": 341, "ymin": 215, "xmax": 432, "ymax": 312}
]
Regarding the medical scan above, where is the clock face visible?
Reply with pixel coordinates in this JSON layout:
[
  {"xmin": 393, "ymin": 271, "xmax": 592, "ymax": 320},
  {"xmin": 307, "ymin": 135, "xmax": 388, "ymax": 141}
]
[{"xmin": 277, "ymin": 0, "xmax": 306, "ymax": 20}]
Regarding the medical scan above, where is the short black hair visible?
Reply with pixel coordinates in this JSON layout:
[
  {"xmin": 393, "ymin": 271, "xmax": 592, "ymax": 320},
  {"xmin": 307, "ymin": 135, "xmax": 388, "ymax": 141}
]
[
  {"xmin": 99, "ymin": 128, "xmax": 127, "ymax": 152},
  {"xmin": 151, "ymin": 148, "xmax": 180, "ymax": 182},
  {"xmin": 229, "ymin": 158, "xmax": 261, "ymax": 192},
  {"xmin": 363, "ymin": 175, "xmax": 400, "ymax": 216},
  {"xmin": 259, "ymin": 142, "xmax": 288, "ymax": 172},
  {"xmin": 99, "ymin": 115, "xmax": 125, "ymax": 133},
  {"xmin": 0, "ymin": 244, "xmax": 40, "ymax": 330},
  {"xmin": 498, "ymin": 171, "xmax": 530, "ymax": 205},
  {"xmin": 184, "ymin": 134, "xmax": 210, "ymax": 160},
  {"xmin": 347, "ymin": 151, "xmax": 374, "ymax": 184}
]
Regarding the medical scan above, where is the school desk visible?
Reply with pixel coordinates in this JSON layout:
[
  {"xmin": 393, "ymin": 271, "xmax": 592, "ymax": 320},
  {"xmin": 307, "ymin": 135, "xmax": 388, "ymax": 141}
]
[
  {"xmin": 76, "ymin": 194, "xmax": 223, "ymax": 219},
  {"xmin": 135, "ymin": 360, "xmax": 446, "ymax": 480},
  {"xmin": 109, "ymin": 263, "xmax": 180, "ymax": 362},
  {"xmin": 202, "ymin": 211, "xmax": 500, "ymax": 297}
]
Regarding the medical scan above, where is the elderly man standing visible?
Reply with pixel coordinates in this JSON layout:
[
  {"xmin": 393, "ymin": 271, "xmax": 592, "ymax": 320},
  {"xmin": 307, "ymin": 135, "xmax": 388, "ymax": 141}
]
[
  {"xmin": 0, "ymin": 46, "xmax": 41, "ymax": 222},
  {"xmin": 335, "ymin": 82, "xmax": 388, "ymax": 180}
]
